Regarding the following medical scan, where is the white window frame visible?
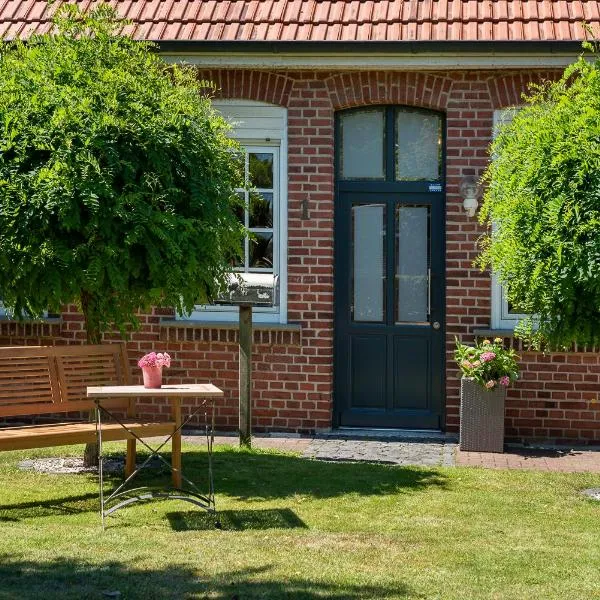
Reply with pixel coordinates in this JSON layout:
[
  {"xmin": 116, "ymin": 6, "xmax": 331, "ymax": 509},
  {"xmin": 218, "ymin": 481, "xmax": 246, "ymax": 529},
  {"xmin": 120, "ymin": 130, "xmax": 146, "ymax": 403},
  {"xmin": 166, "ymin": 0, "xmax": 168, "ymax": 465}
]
[
  {"xmin": 491, "ymin": 272, "xmax": 529, "ymax": 329},
  {"xmin": 182, "ymin": 100, "xmax": 288, "ymax": 324},
  {"xmin": 490, "ymin": 107, "xmax": 528, "ymax": 330}
]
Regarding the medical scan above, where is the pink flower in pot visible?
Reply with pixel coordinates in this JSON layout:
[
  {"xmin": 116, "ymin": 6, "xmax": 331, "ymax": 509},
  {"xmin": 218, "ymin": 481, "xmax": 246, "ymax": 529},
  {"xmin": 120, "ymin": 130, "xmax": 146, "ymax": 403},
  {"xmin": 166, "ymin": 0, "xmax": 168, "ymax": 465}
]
[{"xmin": 138, "ymin": 352, "xmax": 171, "ymax": 388}]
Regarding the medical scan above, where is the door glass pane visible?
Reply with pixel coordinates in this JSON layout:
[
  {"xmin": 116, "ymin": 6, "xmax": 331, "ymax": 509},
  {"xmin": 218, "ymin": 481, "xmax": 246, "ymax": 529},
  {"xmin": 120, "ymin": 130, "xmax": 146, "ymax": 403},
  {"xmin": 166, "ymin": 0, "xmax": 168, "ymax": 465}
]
[
  {"xmin": 396, "ymin": 110, "xmax": 442, "ymax": 181},
  {"xmin": 352, "ymin": 204, "xmax": 385, "ymax": 322},
  {"xmin": 249, "ymin": 152, "xmax": 274, "ymax": 188},
  {"xmin": 396, "ymin": 206, "xmax": 429, "ymax": 323},
  {"xmin": 340, "ymin": 109, "xmax": 385, "ymax": 180}
]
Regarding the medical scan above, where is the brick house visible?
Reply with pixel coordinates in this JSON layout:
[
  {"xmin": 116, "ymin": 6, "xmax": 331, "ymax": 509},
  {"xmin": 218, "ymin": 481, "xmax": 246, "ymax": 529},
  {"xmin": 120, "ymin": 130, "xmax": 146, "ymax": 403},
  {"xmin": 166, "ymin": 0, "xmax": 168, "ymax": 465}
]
[{"xmin": 2, "ymin": 0, "xmax": 600, "ymax": 444}]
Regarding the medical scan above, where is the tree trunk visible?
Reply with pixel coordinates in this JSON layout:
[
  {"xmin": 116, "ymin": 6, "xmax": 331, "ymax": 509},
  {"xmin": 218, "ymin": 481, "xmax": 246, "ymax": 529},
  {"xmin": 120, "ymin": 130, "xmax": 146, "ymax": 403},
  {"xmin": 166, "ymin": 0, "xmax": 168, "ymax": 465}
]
[{"xmin": 81, "ymin": 291, "xmax": 101, "ymax": 468}]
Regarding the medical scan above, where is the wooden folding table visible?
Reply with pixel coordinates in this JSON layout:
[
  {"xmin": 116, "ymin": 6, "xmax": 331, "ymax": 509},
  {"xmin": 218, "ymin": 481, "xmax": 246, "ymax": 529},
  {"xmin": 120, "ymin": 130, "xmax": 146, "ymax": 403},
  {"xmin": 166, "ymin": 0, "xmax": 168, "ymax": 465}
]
[{"xmin": 87, "ymin": 384, "xmax": 223, "ymax": 526}]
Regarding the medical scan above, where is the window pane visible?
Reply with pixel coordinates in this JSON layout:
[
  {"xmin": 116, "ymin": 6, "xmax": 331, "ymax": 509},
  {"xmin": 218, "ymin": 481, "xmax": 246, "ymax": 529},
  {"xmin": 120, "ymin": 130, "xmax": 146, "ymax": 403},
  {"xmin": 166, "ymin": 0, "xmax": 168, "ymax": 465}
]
[
  {"xmin": 249, "ymin": 153, "xmax": 274, "ymax": 188},
  {"xmin": 340, "ymin": 109, "xmax": 385, "ymax": 180},
  {"xmin": 249, "ymin": 191, "xmax": 273, "ymax": 228},
  {"xmin": 396, "ymin": 110, "xmax": 441, "ymax": 181},
  {"xmin": 396, "ymin": 205, "xmax": 429, "ymax": 323},
  {"xmin": 352, "ymin": 203, "xmax": 385, "ymax": 322},
  {"xmin": 250, "ymin": 233, "xmax": 273, "ymax": 269}
]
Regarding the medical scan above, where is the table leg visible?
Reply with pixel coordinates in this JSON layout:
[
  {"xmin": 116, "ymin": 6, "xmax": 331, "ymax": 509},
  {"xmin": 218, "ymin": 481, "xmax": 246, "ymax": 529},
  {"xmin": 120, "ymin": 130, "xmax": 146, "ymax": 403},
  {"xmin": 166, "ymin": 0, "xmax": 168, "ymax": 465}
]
[
  {"xmin": 125, "ymin": 440, "xmax": 136, "ymax": 478},
  {"xmin": 171, "ymin": 397, "xmax": 182, "ymax": 488},
  {"xmin": 125, "ymin": 398, "xmax": 136, "ymax": 477}
]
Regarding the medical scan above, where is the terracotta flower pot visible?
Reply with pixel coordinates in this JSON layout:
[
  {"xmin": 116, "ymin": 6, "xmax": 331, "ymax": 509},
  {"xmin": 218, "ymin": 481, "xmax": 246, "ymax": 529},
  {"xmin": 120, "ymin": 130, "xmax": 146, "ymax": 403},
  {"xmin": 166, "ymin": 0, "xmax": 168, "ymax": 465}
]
[{"xmin": 141, "ymin": 365, "xmax": 163, "ymax": 389}]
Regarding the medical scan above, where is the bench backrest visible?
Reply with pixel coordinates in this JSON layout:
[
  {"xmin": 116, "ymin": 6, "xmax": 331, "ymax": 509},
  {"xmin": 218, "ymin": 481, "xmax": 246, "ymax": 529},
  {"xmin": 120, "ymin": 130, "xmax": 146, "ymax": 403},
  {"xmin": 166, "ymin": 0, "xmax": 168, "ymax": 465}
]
[{"xmin": 0, "ymin": 344, "xmax": 131, "ymax": 418}]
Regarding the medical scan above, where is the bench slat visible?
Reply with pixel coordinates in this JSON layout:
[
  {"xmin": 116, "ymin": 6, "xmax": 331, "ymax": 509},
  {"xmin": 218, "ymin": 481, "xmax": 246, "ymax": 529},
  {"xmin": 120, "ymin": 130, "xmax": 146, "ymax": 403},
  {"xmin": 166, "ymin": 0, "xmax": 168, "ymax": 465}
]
[
  {"xmin": 0, "ymin": 352, "xmax": 58, "ymax": 412},
  {"xmin": 0, "ymin": 344, "xmax": 130, "ymax": 417},
  {"xmin": 0, "ymin": 363, "xmax": 53, "ymax": 374},
  {"xmin": 0, "ymin": 421, "xmax": 176, "ymax": 451},
  {"xmin": 0, "ymin": 379, "xmax": 55, "ymax": 390},
  {"xmin": 0, "ymin": 397, "xmax": 130, "ymax": 417}
]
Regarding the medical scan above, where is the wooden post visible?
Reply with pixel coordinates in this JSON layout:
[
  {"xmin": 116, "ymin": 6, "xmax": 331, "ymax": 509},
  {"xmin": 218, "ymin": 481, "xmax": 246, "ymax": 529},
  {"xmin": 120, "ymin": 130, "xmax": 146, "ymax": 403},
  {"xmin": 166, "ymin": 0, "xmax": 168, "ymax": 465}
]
[
  {"xmin": 239, "ymin": 304, "xmax": 252, "ymax": 448},
  {"xmin": 171, "ymin": 397, "xmax": 182, "ymax": 488}
]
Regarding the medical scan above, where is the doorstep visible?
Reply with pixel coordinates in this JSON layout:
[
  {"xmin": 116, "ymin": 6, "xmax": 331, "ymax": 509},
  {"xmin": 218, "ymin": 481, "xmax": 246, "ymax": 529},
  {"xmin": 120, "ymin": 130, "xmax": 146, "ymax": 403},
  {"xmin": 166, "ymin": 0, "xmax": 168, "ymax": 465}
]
[{"xmin": 321, "ymin": 428, "xmax": 457, "ymax": 443}]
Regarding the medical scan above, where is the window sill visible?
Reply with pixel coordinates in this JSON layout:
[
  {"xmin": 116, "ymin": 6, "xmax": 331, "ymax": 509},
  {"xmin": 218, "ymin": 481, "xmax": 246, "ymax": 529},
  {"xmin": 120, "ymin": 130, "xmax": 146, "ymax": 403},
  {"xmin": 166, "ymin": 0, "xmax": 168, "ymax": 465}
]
[
  {"xmin": 160, "ymin": 319, "xmax": 301, "ymax": 333},
  {"xmin": 473, "ymin": 328, "xmax": 515, "ymax": 339},
  {"xmin": 0, "ymin": 316, "xmax": 62, "ymax": 325}
]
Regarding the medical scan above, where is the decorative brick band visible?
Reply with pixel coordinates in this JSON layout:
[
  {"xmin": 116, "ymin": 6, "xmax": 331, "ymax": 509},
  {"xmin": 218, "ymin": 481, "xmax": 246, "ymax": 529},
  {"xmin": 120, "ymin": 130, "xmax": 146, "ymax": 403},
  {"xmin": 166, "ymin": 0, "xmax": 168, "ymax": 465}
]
[{"xmin": 160, "ymin": 323, "xmax": 302, "ymax": 346}]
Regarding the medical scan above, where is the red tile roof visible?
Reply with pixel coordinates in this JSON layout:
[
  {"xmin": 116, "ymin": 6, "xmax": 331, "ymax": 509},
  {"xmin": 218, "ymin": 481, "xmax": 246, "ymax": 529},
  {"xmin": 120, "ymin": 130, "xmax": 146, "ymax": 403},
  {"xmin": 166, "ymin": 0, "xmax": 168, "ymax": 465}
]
[{"xmin": 0, "ymin": 1, "xmax": 598, "ymax": 43}]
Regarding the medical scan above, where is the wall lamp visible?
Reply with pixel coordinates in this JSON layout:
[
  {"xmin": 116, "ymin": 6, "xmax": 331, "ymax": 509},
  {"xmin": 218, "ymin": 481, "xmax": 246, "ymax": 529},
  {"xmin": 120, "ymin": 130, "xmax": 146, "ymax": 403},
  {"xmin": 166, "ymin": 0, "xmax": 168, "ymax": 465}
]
[{"xmin": 460, "ymin": 175, "xmax": 481, "ymax": 218}]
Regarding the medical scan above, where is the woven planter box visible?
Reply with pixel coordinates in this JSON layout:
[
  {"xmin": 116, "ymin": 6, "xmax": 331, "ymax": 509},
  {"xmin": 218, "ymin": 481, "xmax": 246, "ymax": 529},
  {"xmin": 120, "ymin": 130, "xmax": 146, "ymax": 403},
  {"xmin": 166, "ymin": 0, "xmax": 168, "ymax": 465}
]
[{"xmin": 459, "ymin": 378, "xmax": 505, "ymax": 453}]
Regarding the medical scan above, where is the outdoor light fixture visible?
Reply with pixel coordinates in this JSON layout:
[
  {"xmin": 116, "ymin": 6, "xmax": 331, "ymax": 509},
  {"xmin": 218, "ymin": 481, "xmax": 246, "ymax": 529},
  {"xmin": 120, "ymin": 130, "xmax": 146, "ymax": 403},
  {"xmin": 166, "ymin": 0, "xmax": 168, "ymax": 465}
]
[{"xmin": 460, "ymin": 175, "xmax": 480, "ymax": 218}]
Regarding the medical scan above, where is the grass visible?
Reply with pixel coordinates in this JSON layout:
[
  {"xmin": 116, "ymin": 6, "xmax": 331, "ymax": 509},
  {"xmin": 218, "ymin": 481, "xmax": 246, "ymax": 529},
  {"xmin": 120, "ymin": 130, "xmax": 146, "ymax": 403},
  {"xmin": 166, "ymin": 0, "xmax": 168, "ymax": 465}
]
[{"xmin": 0, "ymin": 442, "xmax": 599, "ymax": 600}]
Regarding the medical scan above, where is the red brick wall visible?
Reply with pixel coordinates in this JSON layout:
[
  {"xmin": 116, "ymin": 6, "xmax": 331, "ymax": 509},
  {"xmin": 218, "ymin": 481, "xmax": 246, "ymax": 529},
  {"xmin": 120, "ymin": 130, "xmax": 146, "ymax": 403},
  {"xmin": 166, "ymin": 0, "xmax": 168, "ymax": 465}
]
[{"xmin": 3, "ymin": 67, "xmax": 600, "ymax": 444}]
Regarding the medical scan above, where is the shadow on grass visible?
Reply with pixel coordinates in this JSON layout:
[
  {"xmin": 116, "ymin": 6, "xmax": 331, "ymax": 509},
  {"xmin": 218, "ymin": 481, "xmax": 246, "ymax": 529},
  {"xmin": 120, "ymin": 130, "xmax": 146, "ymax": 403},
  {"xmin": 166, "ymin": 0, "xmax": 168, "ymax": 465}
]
[
  {"xmin": 0, "ymin": 492, "xmax": 99, "ymax": 521},
  {"xmin": 167, "ymin": 507, "xmax": 308, "ymax": 531},
  {"xmin": 0, "ymin": 557, "xmax": 413, "ymax": 600},
  {"xmin": 208, "ymin": 447, "xmax": 448, "ymax": 501},
  {"xmin": 0, "ymin": 448, "xmax": 447, "ymax": 520}
]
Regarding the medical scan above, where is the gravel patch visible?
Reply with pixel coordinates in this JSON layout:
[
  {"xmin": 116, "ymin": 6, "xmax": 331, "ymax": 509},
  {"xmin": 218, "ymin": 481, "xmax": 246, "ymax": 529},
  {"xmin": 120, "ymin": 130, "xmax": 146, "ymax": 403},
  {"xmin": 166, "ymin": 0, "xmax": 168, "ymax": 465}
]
[
  {"xmin": 581, "ymin": 488, "xmax": 600, "ymax": 501},
  {"xmin": 18, "ymin": 457, "xmax": 124, "ymax": 475}
]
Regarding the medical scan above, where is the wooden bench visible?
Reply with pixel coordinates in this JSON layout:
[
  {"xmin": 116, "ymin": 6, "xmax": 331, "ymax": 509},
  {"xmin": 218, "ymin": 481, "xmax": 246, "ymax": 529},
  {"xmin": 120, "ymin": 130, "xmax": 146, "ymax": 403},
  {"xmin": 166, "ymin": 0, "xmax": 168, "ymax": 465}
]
[{"xmin": 0, "ymin": 344, "xmax": 178, "ymax": 482}]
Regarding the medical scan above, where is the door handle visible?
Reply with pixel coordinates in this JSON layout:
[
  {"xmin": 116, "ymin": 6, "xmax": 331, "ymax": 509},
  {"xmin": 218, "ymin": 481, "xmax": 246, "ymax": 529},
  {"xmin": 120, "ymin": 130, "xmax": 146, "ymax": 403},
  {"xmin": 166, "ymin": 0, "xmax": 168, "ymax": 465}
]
[
  {"xmin": 432, "ymin": 321, "xmax": 441, "ymax": 330},
  {"xmin": 427, "ymin": 268, "xmax": 431, "ymax": 318}
]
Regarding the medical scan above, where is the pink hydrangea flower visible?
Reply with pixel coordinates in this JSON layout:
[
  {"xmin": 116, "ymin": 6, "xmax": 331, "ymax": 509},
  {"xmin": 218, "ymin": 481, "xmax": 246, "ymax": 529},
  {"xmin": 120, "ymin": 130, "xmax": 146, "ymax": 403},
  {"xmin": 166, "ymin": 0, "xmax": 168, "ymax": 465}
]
[
  {"xmin": 485, "ymin": 380, "xmax": 496, "ymax": 389},
  {"xmin": 138, "ymin": 352, "xmax": 171, "ymax": 369},
  {"xmin": 461, "ymin": 359, "xmax": 472, "ymax": 369},
  {"xmin": 499, "ymin": 376, "xmax": 510, "ymax": 387},
  {"xmin": 481, "ymin": 352, "xmax": 496, "ymax": 363}
]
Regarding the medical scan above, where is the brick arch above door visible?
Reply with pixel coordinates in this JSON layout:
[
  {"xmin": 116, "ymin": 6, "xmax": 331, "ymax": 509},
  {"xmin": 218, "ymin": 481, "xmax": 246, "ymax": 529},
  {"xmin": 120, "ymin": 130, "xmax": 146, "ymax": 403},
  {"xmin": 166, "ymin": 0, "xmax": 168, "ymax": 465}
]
[{"xmin": 324, "ymin": 72, "xmax": 453, "ymax": 112}]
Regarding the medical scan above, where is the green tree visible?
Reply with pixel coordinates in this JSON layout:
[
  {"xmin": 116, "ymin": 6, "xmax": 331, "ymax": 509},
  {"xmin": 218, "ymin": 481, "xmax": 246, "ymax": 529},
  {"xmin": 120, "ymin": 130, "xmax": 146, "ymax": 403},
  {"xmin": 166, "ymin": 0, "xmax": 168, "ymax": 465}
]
[
  {"xmin": 0, "ymin": 4, "xmax": 244, "ymax": 463},
  {"xmin": 478, "ymin": 47, "xmax": 600, "ymax": 350}
]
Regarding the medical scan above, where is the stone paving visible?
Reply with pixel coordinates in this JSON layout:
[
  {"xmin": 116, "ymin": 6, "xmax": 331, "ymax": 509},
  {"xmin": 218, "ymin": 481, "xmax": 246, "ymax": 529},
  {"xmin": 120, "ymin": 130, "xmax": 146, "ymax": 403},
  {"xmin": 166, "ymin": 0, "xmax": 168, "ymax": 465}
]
[
  {"xmin": 195, "ymin": 432, "xmax": 600, "ymax": 473},
  {"xmin": 303, "ymin": 437, "xmax": 455, "ymax": 466},
  {"xmin": 203, "ymin": 432, "xmax": 457, "ymax": 467}
]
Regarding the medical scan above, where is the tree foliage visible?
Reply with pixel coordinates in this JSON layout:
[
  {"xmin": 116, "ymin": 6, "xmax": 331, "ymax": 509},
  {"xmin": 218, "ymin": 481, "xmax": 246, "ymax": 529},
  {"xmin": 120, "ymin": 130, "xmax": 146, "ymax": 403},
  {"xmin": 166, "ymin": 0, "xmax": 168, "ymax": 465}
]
[
  {"xmin": 0, "ymin": 4, "xmax": 244, "ymax": 342},
  {"xmin": 479, "ymin": 48, "xmax": 600, "ymax": 349}
]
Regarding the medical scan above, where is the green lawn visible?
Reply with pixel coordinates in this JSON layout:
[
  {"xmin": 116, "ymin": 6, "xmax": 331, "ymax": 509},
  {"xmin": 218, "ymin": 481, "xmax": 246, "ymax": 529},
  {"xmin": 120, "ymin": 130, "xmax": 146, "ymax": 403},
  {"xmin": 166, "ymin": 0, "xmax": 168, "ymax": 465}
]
[{"xmin": 0, "ymin": 443, "xmax": 599, "ymax": 600}]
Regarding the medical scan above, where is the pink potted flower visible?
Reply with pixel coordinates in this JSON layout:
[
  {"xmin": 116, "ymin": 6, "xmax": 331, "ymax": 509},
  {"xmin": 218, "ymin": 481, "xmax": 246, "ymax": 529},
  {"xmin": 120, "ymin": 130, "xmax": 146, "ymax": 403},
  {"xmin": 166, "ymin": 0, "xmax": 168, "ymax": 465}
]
[
  {"xmin": 455, "ymin": 337, "xmax": 519, "ymax": 453},
  {"xmin": 138, "ymin": 351, "xmax": 171, "ymax": 389}
]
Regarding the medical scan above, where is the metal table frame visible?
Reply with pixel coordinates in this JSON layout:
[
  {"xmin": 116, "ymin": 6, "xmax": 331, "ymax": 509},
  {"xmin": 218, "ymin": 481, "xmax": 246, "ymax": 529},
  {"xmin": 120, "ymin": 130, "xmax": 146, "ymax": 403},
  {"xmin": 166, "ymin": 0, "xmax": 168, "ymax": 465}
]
[{"xmin": 87, "ymin": 385, "xmax": 221, "ymax": 528}]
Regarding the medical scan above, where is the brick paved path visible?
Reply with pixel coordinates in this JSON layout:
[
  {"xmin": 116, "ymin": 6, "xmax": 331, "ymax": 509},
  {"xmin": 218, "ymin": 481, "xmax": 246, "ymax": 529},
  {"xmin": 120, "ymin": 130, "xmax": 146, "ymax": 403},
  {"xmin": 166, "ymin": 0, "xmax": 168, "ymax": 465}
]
[
  {"xmin": 190, "ymin": 432, "xmax": 600, "ymax": 473},
  {"xmin": 456, "ymin": 447, "xmax": 600, "ymax": 473}
]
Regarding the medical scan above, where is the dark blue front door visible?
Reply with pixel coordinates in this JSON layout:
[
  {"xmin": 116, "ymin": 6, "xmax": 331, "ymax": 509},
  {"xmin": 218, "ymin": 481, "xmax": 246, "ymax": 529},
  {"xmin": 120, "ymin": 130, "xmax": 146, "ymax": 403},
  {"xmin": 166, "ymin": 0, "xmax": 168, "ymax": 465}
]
[{"xmin": 334, "ymin": 107, "xmax": 445, "ymax": 429}]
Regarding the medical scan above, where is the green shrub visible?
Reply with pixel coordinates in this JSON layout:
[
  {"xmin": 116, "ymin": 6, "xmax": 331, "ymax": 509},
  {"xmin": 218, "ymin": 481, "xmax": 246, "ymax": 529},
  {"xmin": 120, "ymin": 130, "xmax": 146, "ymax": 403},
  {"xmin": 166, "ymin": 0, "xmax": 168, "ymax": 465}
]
[
  {"xmin": 0, "ymin": 4, "xmax": 245, "ymax": 341},
  {"xmin": 479, "ymin": 47, "xmax": 600, "ymax": 349}
]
